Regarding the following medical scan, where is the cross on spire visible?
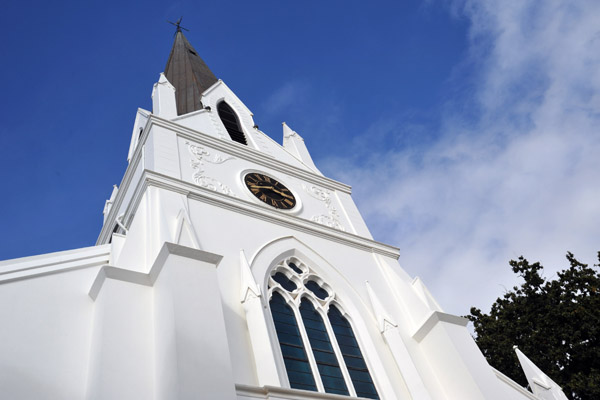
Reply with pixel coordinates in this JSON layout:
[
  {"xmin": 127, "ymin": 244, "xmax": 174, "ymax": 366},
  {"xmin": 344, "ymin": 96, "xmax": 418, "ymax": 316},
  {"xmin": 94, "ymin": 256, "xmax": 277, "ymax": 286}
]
[{"xmin": 167, "ymin": 17, "xmax": 189, "ymax": 34}]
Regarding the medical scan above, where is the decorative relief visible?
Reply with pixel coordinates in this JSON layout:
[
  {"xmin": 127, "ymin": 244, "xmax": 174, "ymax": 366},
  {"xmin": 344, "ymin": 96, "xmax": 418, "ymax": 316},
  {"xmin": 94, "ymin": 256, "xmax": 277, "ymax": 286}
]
[
  {"xmin": 302, "ymin": 184, "xmax": 346, "ymax": 231},
  {"xmin": 187, "ymin": 142, "xmax": 237, "ymax": 196}
]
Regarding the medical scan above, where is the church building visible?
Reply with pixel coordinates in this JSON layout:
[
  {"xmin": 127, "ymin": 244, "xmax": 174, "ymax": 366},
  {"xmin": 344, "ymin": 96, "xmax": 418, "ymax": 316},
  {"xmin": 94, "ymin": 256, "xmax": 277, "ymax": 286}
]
[{"xmin": 0, "ymin": 27, "xmax": 568, "ymax": 400}]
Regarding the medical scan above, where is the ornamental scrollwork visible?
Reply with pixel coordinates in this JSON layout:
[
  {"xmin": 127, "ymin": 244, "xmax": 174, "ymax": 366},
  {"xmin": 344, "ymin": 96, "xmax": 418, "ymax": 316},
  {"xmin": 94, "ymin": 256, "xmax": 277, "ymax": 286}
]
[
  {"xmin": 302, "ymin": 184, "xmax": 346, "ymax": 231},
  {"xmin": 187, "ymin": 142, "xmax": 237, "ymax": 197}
]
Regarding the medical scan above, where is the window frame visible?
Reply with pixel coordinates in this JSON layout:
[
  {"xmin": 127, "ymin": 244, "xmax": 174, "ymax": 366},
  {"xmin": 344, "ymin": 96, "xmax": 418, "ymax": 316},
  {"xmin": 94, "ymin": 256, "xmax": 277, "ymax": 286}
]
[{"xmin": 266, "ymin": 256, "xmax": 379, "ymax": 398}]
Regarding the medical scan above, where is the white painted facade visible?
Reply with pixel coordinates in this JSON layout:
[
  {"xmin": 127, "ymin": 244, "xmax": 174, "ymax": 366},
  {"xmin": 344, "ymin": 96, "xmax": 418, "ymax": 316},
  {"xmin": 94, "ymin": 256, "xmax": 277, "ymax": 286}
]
[{"xmin": 0, "ymin": 67, "xmax": 567, "ymax": 399}]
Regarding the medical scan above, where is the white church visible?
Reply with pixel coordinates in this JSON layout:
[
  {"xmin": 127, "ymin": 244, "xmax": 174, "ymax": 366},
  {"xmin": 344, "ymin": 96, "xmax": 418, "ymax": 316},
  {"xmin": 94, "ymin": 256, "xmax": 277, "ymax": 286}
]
[{"xmin": 0, "ymin": 28, "xmax": 569, "ymax": 400}]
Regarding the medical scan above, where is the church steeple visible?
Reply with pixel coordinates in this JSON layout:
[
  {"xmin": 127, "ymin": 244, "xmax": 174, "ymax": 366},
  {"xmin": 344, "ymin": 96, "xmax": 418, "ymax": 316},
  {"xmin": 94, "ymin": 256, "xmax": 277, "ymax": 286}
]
[{"xmin": 164, "ymin": 30, "xmax": 218, "ymax": 115}]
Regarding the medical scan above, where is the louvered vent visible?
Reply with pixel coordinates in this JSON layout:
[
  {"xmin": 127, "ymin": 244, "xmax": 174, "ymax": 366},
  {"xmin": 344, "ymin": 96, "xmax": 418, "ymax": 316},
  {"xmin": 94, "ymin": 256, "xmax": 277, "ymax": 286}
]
[{"xmin": 217, "ymin": 102, "xmax": 247, "ymax": 145}]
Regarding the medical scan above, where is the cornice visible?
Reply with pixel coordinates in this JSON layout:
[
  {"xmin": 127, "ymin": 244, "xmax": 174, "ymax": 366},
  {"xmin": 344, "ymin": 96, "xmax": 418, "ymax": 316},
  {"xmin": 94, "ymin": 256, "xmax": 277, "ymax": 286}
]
[
  {"xmin": 0, "ymin": 245, "xmax": 110, "ymax": 284},
  {"xmin": 412, "ymin": 311, "xmax": 469, "ymax": 343},
  {"xmin": 148, "ymin": 114, "xmax": 352, "ymax": 193},
  {"xmin": 89, "ymin": 242, "xmax": 222, "ymax": 300},
  {"xmin": 492, "ymin": 368, "xmax": 538, "ymax": 400},
  {"xmin": 99, "ymin": 169, "xmax": 400, "ymax": 259},
  {"xmin": 236, "ymin": 384, "xmax": 366, "ymax": 400}
]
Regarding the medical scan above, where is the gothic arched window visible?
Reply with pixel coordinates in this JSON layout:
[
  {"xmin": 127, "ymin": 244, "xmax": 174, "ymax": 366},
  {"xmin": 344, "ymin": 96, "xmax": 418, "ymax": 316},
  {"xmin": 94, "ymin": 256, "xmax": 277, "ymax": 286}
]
[
  {"xmin": 268, "ymin": 259, "xmax": 379, "ymax": 399},
  {"xmin": 217, "ymin": 101, "xmax": 248, "ymax": 145}
]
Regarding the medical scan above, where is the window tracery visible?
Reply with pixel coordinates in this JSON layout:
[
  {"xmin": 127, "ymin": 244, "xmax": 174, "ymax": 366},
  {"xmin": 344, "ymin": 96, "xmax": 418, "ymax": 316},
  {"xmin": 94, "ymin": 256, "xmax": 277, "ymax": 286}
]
[{"xmin": 268, "ymin": 257, "xmax": 379, "ymax": 399}]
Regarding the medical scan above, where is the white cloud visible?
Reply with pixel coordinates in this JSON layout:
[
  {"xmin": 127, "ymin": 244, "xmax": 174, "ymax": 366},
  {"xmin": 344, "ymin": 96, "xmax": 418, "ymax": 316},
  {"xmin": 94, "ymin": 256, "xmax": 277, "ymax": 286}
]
[
  {"xmin": 321, "ymin": 0, "xmax": 600, "ymax": 316},
  {"xmin": 260, "ymin": 81, "xmax": 309, "ymax": 117}
]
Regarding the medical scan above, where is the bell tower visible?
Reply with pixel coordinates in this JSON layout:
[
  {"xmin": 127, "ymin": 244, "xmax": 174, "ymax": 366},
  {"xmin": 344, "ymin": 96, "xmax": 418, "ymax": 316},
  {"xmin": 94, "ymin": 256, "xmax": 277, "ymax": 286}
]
[{"xmin": 0, "ymin": 26, "xmax": 566, "ymax": 400}]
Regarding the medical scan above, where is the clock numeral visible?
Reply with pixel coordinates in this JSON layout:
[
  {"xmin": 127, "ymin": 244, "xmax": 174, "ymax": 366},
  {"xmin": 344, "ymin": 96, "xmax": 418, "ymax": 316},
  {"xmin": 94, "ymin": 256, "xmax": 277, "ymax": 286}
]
[{"xmin": 244, "ymin": 173, "xmax": 296, "ymax": 210}]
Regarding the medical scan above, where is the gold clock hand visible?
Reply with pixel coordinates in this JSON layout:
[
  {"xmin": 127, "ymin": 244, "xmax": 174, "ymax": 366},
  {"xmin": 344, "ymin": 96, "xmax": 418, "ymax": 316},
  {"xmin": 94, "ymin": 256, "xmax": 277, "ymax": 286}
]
[
  {"xmin": 270, "ymin": 188, "xmax": 294, "ymax": 199},
  {"xmin": 249, "ymin": 184, "xmax": 274, "ymax": 190},
  {"xmin": 249, "ymin": 184, "xmax": 293, "ymax": 199}
]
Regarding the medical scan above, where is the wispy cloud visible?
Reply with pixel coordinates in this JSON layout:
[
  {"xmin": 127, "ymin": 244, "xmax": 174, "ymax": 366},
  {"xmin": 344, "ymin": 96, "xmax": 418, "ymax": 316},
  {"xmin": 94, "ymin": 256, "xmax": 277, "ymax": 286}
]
[
  {"xmin": 321, "ymin": 0, "xmax": 600, "ymax": 315},
  {"xmin": 260, "ymin": 81, "xmax": 309, "ymax": 117}
]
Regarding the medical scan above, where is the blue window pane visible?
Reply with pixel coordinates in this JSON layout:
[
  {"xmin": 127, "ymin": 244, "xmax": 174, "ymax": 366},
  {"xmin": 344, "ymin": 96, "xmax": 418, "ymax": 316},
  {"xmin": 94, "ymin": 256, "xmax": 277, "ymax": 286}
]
[
  {"xmin": 343, "ymin": 355, "xmax": 368, "ymax": 369},
  {"xmin": 349, "ymin": 368, "xmax": 375, "ymax": 383},
  {"xmin": 304, "ymin": 327, "xmax": 330, "ymax": 342},
  {"xmin": 333, "ymin": 332, "xmax": 359, "ymax": 347},
  {"xmin": 272, "ymin": 272, "xmax": 297, "ymax": 292},
  {"xmin": 328, "ymin": 305, "xmax": 379, "ymax": 399},
  {"xmin": 355, "ymin": 381, "xmax": 379, "ymax": 398},
  {"xmin": 284, "ymin": 358, "xmax": 313, "ymax": 374},
  {"xmin": 299, "ymin": 299, "xmax": 349, "ymax": 396},
  {"xmin": 272, "ymin": 310, "xmax": 298, "ymax": 326},
  {"xmin": 305, "ymin": 280, "xmax": 329, "ymax": 300},
  {"xmin": 317, "ymin": 363, "xmax": 345, "ymax": 378},
  {"xmin": 288, "ymin": 370, "xmax": 318, "ymax": 387},
  {"xmin": 321, "ymin": 375, "xmax": 349, "ymax": 394},
  {"xmin": 277, "ymin": 332, "xmax": 305, "ymax": 346},
  {"xmin": 281, "ymin": 344, "xmax": 310, "ymax": 359},
  {"xmin": 270, "ymin": 292, "xmax": 317, "ymax": 392},
  {"xmin": 339, "ymin": 343, "xmax": 363, "ymax": 357},
  {"xmin": 301, "ymin": 317, "xmax": 327, "ymax": 330},
  {"xmin": 272, "ymin": 321, "xmax": 298, "ymax": 336},
  {"xmin": 308, "ymin": 338, "xmax": 333, "ymax": 352},
  {"xmin": 312, "ymin": 349, "xmax": 339, "ymax": 365},
  {"xmin": 288, "ymin": 262, "xmax": 303, "ymax": 274}
]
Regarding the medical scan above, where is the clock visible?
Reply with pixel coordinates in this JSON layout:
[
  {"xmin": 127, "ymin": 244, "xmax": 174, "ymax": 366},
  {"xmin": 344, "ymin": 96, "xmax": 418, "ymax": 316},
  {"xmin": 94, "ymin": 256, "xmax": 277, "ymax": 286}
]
[{"xmin": 244, "ymin": 172, "xmax": 296, "ymax": 210}]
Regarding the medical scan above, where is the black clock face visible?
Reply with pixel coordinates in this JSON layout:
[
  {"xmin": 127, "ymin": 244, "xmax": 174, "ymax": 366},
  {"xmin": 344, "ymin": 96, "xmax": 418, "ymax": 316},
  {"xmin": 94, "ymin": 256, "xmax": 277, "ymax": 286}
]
[{"xmin": 244, "ymin": 172, "xmax": 296, "ymax": 210}]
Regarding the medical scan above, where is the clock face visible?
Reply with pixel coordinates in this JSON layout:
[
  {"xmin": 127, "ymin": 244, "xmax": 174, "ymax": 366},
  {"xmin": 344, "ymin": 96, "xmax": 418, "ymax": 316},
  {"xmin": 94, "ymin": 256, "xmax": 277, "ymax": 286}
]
[{"xmin": 244, "ymin": 172, "xmax": 296, "ymax": 210}]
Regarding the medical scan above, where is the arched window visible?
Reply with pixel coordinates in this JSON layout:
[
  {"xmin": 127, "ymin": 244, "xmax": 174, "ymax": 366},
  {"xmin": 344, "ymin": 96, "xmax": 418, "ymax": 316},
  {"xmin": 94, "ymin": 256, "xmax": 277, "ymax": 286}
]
[
  {"xmin": 268, "ymin": 259, "xmax": 379, "ymax": 399},
  {"xmin": 217, "ymin": 101, "xmax": 247, "ymax": 145}
]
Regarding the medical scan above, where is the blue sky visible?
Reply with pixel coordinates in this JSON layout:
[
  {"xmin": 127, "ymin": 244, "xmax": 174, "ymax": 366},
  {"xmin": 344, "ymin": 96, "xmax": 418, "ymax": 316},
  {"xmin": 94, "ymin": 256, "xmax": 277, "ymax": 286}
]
[{"xmin": 1, "ymin": 0, "xmax": 599, "ymax": 316}]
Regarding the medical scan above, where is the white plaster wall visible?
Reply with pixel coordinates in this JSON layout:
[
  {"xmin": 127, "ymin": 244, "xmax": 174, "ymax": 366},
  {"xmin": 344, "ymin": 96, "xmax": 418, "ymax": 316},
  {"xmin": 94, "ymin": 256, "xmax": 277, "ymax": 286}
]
[
  {"xmin": 87, "ymin": 278, "xmax": 153, "ymax": 400},
  {"xmin": 0, "ymin": 267, "xmax": 100, "ymax": 400},
  {"xmin": 153, "ymin": 251, "xmax": 237, "ymax": 400},
  {"xmin": 146, "ymin": 125, "xmax": 182, "ymax": 179},
  {"xmin": 112, "ymin": 190, "xmax": 149, "ymax": 272},
  {"xmin": 418, "ymin": 319, "xmax": 521, "ymax": 400}
]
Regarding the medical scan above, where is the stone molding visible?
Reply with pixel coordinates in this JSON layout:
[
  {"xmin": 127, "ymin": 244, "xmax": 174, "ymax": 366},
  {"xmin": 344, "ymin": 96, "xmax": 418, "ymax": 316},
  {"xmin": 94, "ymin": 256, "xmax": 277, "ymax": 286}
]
[
  {"xmin": 412, "ymin": 311, "xmax": 469, "ymax": 343},
  {"xmin": 492, "ymin": 368, "xmax": 538, "ymax": 400},
  {"xmin": 105, "ymin": 169, "xmax": 400, "ymax": 259},
  {"xmin": 236, "ymin": 384, "xmax": 369, "ymax": 400},
  {"xmin": 88, "ymin": 242, "xmax": 222, "ymax": 300},
  {"xmin": 0, "ymin": 245, "xmax": 110, "ymax": 284}
]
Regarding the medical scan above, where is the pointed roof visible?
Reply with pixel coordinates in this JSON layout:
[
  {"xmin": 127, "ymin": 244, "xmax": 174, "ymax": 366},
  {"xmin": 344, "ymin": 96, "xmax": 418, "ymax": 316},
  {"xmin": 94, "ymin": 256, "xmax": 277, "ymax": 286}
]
[
  {"xmin": 164, "ymin": 31, "xmax": 218, "ymax": 115},
  {"xmin": 514, "ymin": 346, "xmax": 569, "ymax": 400}
]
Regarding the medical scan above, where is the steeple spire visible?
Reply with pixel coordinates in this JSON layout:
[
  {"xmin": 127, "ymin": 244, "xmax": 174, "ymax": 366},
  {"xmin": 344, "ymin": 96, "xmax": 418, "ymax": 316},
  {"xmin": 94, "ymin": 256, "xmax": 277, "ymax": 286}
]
[{"xmin": 164, "ymin": 29, "xmax": 218, "ymax": 115}]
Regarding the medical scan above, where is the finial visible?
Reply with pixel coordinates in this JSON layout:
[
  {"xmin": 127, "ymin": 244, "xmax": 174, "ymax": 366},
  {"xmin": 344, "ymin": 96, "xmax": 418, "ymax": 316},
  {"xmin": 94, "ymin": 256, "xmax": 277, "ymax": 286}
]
[{"xmin": 167, "ymin": 17, "xmax": 189, "ymax": 34}]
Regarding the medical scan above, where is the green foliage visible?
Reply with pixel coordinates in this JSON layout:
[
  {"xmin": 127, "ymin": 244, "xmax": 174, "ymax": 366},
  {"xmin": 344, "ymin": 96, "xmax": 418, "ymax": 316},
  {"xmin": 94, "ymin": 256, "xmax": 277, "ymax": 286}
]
[{"xmin": 468, "ymin": 252, "xmax": 600, "ymax": 400}]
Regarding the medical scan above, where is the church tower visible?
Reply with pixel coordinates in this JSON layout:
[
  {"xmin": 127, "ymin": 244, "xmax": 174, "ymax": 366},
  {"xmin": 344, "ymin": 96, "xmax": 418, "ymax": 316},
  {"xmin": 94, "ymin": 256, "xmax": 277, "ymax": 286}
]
[{"xmin": 0, "ymin": 28, "xmax": 568, "ymax": 400}]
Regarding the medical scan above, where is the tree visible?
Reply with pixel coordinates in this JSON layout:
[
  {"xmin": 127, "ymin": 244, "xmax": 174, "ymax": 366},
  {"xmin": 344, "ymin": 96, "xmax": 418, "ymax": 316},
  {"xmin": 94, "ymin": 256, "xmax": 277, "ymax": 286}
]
[{"xmin": 468, "ymin": 251, "xmax": 600, "ymax": 400}]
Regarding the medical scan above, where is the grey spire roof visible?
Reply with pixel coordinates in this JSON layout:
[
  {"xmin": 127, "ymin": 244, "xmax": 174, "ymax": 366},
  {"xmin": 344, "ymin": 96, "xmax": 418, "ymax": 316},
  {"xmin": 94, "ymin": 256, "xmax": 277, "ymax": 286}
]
[{"xmin": 164, "ymin": 31, "xmax": 218, "ymax": 116}]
